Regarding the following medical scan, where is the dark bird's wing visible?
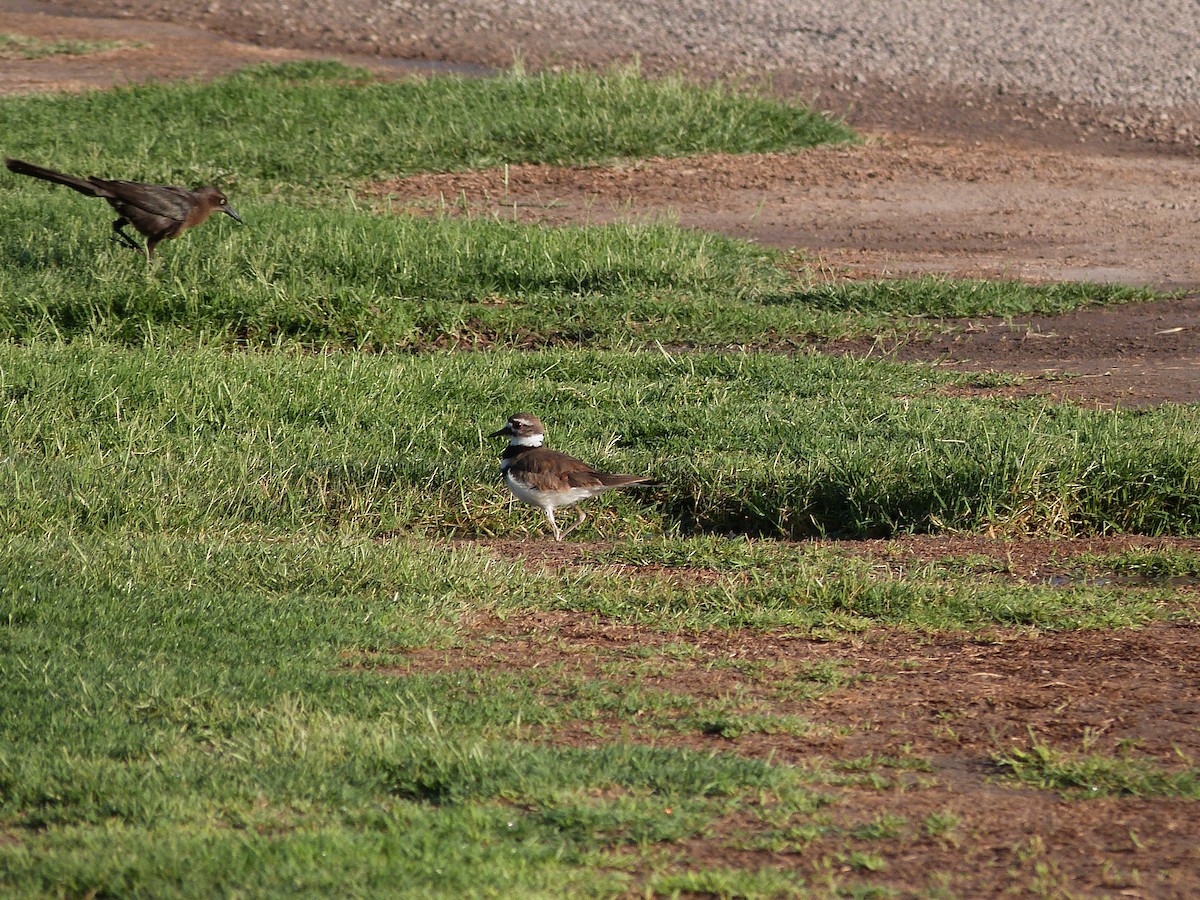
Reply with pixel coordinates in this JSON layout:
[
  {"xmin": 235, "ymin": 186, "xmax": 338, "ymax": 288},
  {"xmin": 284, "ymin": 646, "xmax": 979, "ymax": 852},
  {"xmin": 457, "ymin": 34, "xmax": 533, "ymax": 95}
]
[
  {"xmin": 93, "ymin": 180, "xmax": 197, "ymax": 221},
  {"xmin": 90, "ymin": 180, "xmax": 200, "ymax": 242}
]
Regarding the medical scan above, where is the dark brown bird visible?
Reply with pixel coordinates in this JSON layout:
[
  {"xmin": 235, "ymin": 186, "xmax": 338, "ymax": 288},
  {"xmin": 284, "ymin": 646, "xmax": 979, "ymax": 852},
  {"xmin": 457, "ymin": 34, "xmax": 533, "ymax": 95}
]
[{"xmin": 5, "ymin": 157, "xmax": 242, "ymax": 259}]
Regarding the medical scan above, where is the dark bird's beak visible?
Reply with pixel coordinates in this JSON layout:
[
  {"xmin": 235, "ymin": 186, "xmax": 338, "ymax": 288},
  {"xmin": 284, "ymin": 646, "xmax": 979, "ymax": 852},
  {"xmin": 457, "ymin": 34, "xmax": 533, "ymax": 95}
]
[
  {"xmin": 488, "ymin": 425, "xmax": 511, "ymax": 439},
  {"xmin": 222, "ymin": 204, "xmax": 243, "ymax": 224}
]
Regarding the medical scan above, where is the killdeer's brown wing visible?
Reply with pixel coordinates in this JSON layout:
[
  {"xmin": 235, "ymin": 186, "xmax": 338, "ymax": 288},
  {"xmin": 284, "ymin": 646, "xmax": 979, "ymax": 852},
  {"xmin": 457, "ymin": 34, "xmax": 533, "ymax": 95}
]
[
  {"xmin": 554, "ymin": 457, "xmax": 652, "ymax": 491},
  {"xmin": 508, "ymin": 448, "xmax": 596, "ymax": 491},
  {"xmin": 511, "ymin": 447, "xmax": 651, "ymax": 492}
]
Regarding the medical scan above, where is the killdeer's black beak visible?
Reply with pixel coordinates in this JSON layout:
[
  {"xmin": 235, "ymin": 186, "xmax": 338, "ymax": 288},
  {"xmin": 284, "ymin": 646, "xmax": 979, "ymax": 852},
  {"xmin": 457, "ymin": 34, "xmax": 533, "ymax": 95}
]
[{"xmin": 488, "ymin": 424, "xmax": 511, "ymax": 439}]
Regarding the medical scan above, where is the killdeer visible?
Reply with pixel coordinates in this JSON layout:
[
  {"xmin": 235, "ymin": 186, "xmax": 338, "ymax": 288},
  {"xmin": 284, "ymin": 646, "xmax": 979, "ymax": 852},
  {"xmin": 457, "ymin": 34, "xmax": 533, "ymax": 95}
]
[{"xmin": 489, "ymin": 412, "xmax": 653, "ymax": 541}]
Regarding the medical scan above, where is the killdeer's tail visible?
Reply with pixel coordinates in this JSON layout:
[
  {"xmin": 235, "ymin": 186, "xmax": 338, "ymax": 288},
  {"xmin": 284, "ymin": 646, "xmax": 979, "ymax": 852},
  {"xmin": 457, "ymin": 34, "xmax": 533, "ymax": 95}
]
[{"xmin": 593, "ymin": 473, "xmax": 657, "ymax": 489}]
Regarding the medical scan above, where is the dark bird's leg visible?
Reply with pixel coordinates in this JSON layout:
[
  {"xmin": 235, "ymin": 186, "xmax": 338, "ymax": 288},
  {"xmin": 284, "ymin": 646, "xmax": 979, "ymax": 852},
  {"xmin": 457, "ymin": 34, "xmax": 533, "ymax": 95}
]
[{"xmin": 110, "ymin": 218, "xmax": 144, "ymax": 252}]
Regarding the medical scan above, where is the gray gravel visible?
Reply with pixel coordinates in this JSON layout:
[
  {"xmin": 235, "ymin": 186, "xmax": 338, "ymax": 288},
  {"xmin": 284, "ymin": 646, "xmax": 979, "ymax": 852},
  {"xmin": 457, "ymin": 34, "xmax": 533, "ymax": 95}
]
[
  {"xmin": 238, "ymin": 0, "xmax": 1200, "ymax": 109},
  {"xmin": 57, "ymin": 0, "xmax": 1200, "ymax": 116}
]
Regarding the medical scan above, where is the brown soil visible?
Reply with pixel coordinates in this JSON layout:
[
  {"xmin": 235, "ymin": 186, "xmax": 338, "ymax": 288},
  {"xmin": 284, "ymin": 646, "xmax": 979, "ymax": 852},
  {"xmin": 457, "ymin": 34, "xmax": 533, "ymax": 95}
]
[
  {"xmin": 6, "ymin": 7, "xmax": 1200, "ymax": 894},
  {"xmin": 381, "ymin": 603, "xmax": 1200, "ymax": 896}
]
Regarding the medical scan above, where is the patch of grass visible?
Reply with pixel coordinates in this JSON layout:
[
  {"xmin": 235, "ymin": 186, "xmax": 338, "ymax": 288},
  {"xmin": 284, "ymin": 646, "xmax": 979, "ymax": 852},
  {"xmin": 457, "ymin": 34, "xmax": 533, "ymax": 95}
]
[
  {"xmin": 0, "ymin": 528, "xmax": 805, "ymax": 896},
  {"xmin": 772, "ymin": 661, "xmax": 858, "ymax": 701},
  {"xmin": 586, "ymin": 535, "xmax": 791, "ymax": 572},
  {"xmin": 0, "ymin": 62, "xmax": 1159, "ymax": 349},
  {"xmin": 749, "ymin": 821, "xmax": 834, "ymax": 854},
  {"xmin": 994, "ymin": 737, "xmax": 1200, "ymax": 798},
  {"xmin": 851, "ymin": 814, "xmax": 908, "ymax": 841},
  {"xmin": 4, "ymin": 346, "xmax": 1200, "ymax": 545},
  {"xmin": 922, "ymin": 810, "xmax": 963, "ymax": 843},
  {"xmin": 791, "ymin": 276, "xmax": 1154, "ymax": 320},
  {"xmin": 747, "ymin": 797, "xmax": 919, "ymax": 869},
  {"xmin": 697, "ymin": 711, "xmax": 816, "ymax": 739},
  {"xmin": 0, "ymin": 33, "xmax": 138, "ymax": 60},
  {"xmin": 512, "ymin": 668, "xmax": 818, "ymax": 741},
  {"xmin": 384, "ymin": 646, "xmax": 831, "ymax": 745},
  {"xmin": 647, "ymin": 866, "xmax": 805, "ymax": 899},
  {"xmin": 0, "ymin": 61, "xmax": 854, "ymax": 195},
  {"xmin": 1, "ymin": 819, "xmax": 629, "ymax": 899},
  {"xmin": 774, "ymin": 754, "xmax": 939, "ymax": 792},
  {"xmin": 1089, "ymin": 546, "xmax": 1200, "ymax": 581},
  {"xmin": 0, "ymin": 522, "xmax": 1190, "ymax": 894},
  {"xmin": 0, "ymin": 194, "xmax": 1154, "ymax": 347},
  {"xmin": 567, "ymin": 544, "xmax": 1185, "ymax": 632},
  {"xmin": 924, "ymin": 552, "xmax": 1015, "ymax": 578},
  {"xmin": 840, "ymin": 850, "xmax": 888, "ymax": 873}
]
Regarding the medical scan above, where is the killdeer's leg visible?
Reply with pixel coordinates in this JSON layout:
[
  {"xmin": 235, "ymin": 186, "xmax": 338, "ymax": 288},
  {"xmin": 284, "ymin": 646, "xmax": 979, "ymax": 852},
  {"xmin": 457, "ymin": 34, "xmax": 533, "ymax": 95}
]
[
  {"xmin": 560, "ymin": 509, "xmax": 587, "ymax": 539},
  {"xmin": 545, "ymin": 507, "xmax": 563, "ymax": 542}
]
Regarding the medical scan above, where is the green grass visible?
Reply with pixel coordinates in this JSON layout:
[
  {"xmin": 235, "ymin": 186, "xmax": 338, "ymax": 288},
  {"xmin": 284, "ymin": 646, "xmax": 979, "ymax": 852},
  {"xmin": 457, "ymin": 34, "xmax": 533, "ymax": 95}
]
[
  {"xmin": 0, "ymin": 61, "xmax": 1157, "ymax": 348},
  {"xmin": 3, "ymin": 345, "xmax": 1199, "ymax": 540},
  {"xmin": 648, "ymin": 866, "xmax": 806, "ymax": 898},
  {"xmin": 995, "ymin": 738, "xmax": 1200, "ymax": 798},
  {"xmin": 9, "ymin": 519, "xmax": 1181, "ymax": 895},
  {"xmin": 0, "ymin": 194, "xmax": 1153, "ymax": 347},
  {"xmin": 0, "ymin": 33, "xmax": 138, "ymax": 61},
  {"xmin": 0, "ymin": 526, "xmax": 1193, "ymax": 894},
  {"xmin": 0, "ymin": 530, "xmax": 800, "ymax": 896},
  {"xmin": 0, "ymin": 60, "xmax": 855, "ymax": 194},
  {"xmin": 1087, "ymin": 546, "xmax": 1200, "ymax": 580}
]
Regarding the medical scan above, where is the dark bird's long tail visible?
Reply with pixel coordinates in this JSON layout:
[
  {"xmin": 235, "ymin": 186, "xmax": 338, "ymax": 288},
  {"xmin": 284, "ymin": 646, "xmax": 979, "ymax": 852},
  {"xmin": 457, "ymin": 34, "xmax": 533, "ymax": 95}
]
[{"xmin": 5, "ymin": 157, "xmax": 101, "ymax": 197}]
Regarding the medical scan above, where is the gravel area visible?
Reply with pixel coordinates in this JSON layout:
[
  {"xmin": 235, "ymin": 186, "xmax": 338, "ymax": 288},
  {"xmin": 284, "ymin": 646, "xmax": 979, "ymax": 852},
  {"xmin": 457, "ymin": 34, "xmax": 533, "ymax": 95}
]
[
  {"xmin": 299, "ymin": 0, "xmax": 1200, "ymax": 109},
  {"xmin": 43, "ymin": 1, "xmax": 1200, "ymax": 110},
  {"xmin": 43, "ymin": 0, "xmax": 1200, "ymax": 150}
]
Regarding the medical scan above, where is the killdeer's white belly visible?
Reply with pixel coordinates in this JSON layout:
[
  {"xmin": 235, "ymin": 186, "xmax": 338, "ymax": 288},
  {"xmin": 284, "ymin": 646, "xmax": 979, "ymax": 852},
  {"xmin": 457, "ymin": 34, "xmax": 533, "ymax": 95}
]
[{"xmin": 504, "ymin": 471, "xmax": 595, "ymax": 511}]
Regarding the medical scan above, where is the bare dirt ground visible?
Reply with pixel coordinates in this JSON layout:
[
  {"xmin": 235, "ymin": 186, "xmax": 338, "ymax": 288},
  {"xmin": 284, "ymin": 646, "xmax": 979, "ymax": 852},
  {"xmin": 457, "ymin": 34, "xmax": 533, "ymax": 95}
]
[
  {"xmin": 5, "ymin": 6, "xmax": 1200, "ymax": 894},
  {"xmin": 396, "ymin": 599, "xmax": 1200, "ymax": 896}
]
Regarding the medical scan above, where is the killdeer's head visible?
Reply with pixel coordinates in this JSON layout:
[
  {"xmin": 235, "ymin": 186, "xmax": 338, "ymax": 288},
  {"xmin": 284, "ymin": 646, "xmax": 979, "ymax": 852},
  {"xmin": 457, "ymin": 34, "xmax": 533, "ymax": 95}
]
[{"xmin": 489, "ymin": 412, "xmax": 546, "ymax": 447}]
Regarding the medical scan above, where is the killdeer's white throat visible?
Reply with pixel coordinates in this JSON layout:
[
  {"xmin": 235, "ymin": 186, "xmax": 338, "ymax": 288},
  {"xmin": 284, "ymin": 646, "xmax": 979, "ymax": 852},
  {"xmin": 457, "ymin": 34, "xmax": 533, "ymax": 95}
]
[{"xmin": 489, "ymin": 412, "xmax": 653, "ymax": 541}]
